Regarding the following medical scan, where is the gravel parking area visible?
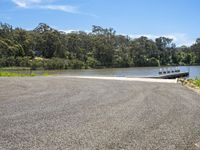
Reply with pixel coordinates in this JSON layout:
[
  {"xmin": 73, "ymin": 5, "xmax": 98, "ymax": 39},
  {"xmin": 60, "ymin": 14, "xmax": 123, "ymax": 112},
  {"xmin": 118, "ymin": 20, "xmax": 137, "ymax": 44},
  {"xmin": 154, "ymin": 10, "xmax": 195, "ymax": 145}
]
[{"xmin": 0, "ymin": 76, "xmax": 200, "ymax": 150}]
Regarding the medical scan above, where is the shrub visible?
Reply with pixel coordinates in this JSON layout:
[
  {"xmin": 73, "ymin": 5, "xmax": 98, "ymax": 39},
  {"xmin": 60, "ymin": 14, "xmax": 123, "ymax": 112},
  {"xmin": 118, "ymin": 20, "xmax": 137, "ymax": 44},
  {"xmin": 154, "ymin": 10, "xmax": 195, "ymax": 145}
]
[
  {"xmin": 86, "ymin": 57, "xmax": 98, "ymax": 68},
  {"xmin": 147, "ymin": 57, "xmax": 159, "ymax": 66},
  {"xmin": 16, "ymin": 57, "xmax": 31, "ymax": 67},
  {"xmin": 193, "ymin": 79, "xmax": 200, "ymax": 87},
  {"xmin": 0, "ymin": 57, "xmax": 7, "ymax": 67},
  {"xmin": 43, "ymin": 58, "xmax": 69, "ymax": 70},
  {"xmin": 69, "ymin": 59, "xmax": 85, "ymax": 69},
  {"xmin": 5, "ymin": 57, "xmax": 16, "ymax": 67},
  {"xmin": 30, "ymin": 59, "xmax": 43, "ymax": 70}
]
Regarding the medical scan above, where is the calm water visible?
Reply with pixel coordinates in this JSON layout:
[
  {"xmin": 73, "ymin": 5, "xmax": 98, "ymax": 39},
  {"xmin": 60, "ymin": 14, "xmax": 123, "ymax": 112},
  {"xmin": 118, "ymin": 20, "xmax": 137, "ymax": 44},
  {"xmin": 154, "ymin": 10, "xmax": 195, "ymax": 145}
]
[
  {"xmin": 3, "ymin": 66, "xmax": 200, "ymax": 78},
  {"xmin": 40, "ymin": 66, "xmax": 200, "ymax": 79}
]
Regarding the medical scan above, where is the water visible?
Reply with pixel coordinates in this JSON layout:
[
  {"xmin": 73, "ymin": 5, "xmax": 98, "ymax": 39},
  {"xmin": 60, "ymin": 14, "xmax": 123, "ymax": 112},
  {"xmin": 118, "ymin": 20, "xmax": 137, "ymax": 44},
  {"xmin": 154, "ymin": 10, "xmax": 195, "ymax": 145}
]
[
  {"xmin": 44, "ymin": 66, "xmax": 200, "ymax": 79},
  {"xmin": 2, "ymin": 66, "xmax": 200, "ymax": 78}
]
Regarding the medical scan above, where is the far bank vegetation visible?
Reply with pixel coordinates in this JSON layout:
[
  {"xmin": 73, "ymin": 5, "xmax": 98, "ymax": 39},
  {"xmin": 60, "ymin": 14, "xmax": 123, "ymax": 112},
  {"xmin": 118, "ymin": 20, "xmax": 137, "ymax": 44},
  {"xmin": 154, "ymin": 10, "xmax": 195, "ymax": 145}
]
[{"xmin": 0, "ymin": 23, "xmax": 200, "ymax": 70}]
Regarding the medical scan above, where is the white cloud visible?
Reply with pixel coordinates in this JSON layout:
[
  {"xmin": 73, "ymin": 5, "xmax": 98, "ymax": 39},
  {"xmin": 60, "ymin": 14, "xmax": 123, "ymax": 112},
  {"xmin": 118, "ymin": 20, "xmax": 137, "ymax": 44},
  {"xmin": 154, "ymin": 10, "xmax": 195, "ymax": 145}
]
[
  {"xmin": 129, "ymin": 33, "xmax": 195, "ymax": 46},
  {"xmin": 11, "ymin": 0, "xmax": 96, "ymax": 16},
  {"xmin": 62, "ymin": 29, "xmax": 78, "ymax": 33},
  {"xmin": 61, "ymin": 29, "xmax": 91, "ymax": 34},
  {"xmin": 12, "ymin": 0, "xmax": 42, "ymax": 8},
  {"xmin": 40, "ymin": 5, "xmax": 77, "ymax": 13},
  {"xmin": 12, "ymin": 0, "xmax": 78, "ymax": 13}
]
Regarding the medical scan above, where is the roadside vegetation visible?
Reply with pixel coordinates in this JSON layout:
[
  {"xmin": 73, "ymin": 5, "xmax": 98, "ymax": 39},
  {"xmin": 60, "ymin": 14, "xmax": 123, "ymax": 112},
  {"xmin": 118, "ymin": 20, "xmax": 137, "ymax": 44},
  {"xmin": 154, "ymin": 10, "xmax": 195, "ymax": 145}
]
[
  {"xmin": 180, "ymin": 78, "xmax": 200, "ymax": 89},
  {"xmin": 0, "ymin": 71, "xmax": 36, "ymax": 77},
  {"xmin": 0, "ymin": 67, "xmax": 50, "ymax": 77},
  {"xmin": 192, "ymin": 78, "xmax": 200, "ymax": 88},
  {"xmin": 0, "ymin": 22, "xmax": 200, "ymax": 70},
  {"xmin": 0, "ymin": 71, "xmax": 50, "ymax": 77}
]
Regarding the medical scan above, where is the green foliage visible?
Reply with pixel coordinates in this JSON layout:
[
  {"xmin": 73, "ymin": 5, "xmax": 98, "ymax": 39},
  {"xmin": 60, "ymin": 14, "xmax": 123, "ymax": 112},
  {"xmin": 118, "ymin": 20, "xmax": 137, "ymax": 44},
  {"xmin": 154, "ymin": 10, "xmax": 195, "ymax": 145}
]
[
  {"xmin": 147, "ymin": 57, "xmax": 159, "ymax": 66},
  {"xmin": 15, "ymin": 57, "xmax": 31, "ymax": 67},
  {"xmin": 0, "ymin": 22, "xmax": 200, "ymax": 70},
  {"xmin": 130, "ymin": 37, "xmax": 159, "ymax": 66},
  {"xmin": 30, "ymin": 59, "xmax": 44, "ymax": 70},
  {"xmin": 193, "ymin": 79, "xmax": 200, "ymax": 87},
  {"xmin": 0, "ymin": 71, "xmax": 36, "ymax": 77},
  {"xmin": 69, "ymin": 59, "xmax": 85, "ymax": 69},
  {"xmin": 0, "ymin": 57, "xmax": 16, "ymax": 67},
  {"xmin": 43, "ymin": 58, "xmax": 68, "ymax": 70},
  {"xmin": 42, "ymin": 72, "xmax": 49, "ymax": 76},
  {"xmin": 191, "ymin": 39, "xmax": 200, "ymax": 64},
  {"xmin": 86, "ymin": 57, "xmax": 98, "ymax": 68},
  {"xmin": 0, "ymin": 38, "xmax": 25, "ymax": 58}
]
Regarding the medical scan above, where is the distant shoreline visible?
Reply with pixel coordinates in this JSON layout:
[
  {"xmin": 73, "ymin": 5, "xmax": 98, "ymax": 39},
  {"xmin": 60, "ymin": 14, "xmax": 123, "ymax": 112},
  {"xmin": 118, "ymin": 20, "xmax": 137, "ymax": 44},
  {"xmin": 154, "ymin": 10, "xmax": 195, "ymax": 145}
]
[{"xmin": 1, "ymin": 64, "xmax": 200, "ymax": 71}]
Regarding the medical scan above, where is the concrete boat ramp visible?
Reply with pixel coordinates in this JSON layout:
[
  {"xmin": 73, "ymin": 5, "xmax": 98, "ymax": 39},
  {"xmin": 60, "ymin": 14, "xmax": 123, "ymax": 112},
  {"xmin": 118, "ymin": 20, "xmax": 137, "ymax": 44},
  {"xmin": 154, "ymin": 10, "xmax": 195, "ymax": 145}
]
[
  {"xmin": 60, "ymin": 71, "xmax": 189, "ymax": 82},
  {"xmin": 60, "ymin": 75, "xmax": 177, "ymax": 83}
]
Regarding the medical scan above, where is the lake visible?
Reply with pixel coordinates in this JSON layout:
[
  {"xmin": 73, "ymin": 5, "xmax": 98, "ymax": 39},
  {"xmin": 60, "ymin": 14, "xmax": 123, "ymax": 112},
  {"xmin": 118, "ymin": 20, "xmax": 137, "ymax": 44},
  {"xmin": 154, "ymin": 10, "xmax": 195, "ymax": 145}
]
[
  {"xmin": 2, "ymin": 66, "xmax": 200, "ymax": 78},
  {"xmin": 37, "ymin": 66, "xmax": 200, "ymax": 79}
]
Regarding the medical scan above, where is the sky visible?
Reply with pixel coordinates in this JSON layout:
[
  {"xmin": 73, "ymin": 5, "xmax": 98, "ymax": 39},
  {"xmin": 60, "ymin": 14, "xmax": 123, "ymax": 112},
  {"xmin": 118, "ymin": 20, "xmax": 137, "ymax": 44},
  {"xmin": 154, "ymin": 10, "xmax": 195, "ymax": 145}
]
[{"xmin": 0, "ymin": 0, "xmax": 200, "ymax": 46}]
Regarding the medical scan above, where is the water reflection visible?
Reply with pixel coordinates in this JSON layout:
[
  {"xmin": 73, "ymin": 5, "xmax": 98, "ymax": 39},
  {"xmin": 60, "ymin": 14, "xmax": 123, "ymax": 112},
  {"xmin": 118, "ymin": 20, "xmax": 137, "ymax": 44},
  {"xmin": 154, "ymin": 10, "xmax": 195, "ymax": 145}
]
[
  {"xmin": 2, "ymin": 66, "xmax": 199, "ymax": 78},
  {"xmin": 42, "ymin": 66, "xmax": 200, "ymax": 79}
]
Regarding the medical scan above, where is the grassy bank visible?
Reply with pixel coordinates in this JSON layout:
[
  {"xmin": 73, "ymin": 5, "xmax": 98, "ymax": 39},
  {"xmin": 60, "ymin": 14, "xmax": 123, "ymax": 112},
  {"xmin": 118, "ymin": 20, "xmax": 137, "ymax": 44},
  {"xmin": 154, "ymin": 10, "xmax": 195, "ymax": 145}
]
[
  {"xmin": 0, "ymin": 71, "xmax": 50, "ymax": 77},
  {"xmin": 182, "ymin": 78, "xmax": 200, "ymax": 89},
  {"xmin": 0, "ymin": 67, "xmax": 31, "ymax": 70},
  {"xmin": 0, "ymin": 67, "xmax": 51, "ymax": 77},
  {"xmin": 191, "ymin": 79, "xmax": 200, "ymax": 88},
  {"xmin": 0, "ymin": 71, "xmax": 36, "ymax": 77}
]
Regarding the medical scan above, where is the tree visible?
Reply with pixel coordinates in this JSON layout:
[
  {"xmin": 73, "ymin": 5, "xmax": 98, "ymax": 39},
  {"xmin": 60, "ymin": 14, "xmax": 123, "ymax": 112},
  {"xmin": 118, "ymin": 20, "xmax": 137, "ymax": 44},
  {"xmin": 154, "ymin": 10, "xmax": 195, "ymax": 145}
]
[
  {"xmin": 34, "ymin": 28, "xmax": 62, "ymax": 58},
  {"xmin": 155, "ymin": 37, "xmax": 175, "ymax": 65},
  {"xmin": 34, "ymin": 23, "xmax": 53, "ymax": 33},
  {"xmin": 130, "ymin": 36, "xmax": 158, "ymax": 66},
  {"xmin": 0, "ymin": 22, "xmax": 199, "ymax": 69},
  {"xmin": 191, "ymin": 38, "xmax": 200, "ymax": 64},
  {"xmin": 0, "ymin": 38, "xmax": 25, "ymax": 58},
  {"xmin": 13, "ymin": 28, "xmax": 34, "ymax": 56},
  {"xmin": 0, "ymin": 23, "xmax": 13, "ymax": 39}
]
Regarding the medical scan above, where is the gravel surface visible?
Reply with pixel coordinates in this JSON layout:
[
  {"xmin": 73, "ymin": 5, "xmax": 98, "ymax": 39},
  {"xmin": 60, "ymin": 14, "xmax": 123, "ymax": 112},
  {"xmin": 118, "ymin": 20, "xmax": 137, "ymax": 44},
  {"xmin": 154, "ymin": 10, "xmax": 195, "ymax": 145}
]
[{"xmin": 0, "ymin": 76, "xmax": 200, "ymax": 150}]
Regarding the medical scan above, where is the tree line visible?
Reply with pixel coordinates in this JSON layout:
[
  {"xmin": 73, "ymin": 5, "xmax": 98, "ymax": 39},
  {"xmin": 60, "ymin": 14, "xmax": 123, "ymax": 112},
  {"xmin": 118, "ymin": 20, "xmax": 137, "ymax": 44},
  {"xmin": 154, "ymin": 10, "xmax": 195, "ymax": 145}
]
[{"xmin": 0, "ymin": 22, "xmax": 200, "ymax": 69}]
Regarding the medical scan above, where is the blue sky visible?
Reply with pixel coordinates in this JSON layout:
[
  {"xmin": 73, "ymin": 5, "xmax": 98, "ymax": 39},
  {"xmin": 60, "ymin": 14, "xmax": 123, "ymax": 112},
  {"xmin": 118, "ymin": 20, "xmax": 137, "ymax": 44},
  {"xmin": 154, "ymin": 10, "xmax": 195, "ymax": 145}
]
[{"xmin": 0, "ymin": 0, "xmax": 200, "ymax": 46}]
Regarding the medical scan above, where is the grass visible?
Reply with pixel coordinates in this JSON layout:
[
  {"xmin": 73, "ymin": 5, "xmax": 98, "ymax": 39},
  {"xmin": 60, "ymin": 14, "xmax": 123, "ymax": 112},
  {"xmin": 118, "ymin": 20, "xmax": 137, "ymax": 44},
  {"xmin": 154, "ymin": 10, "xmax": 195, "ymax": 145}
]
[
  {"xmin": 0, "ymin": 67, "xmax": 51, "ymax": 77},
  {"xmin": 0, "ymin": 67, "xmax": 30, "ymax": 70},
  {"xmin": 0, "ymin": 71, "xmax": 36, "ymax": 77},
  {"xmin": 0, "ymin": 71, "xmax": 50, "ymax": 77},
  {"xmin": 192, "ymin": 78, "xmax": 200, "ymax": 88},
  {"xmin": 42, "ymin": 72, "xmax": 49, "ymax": 76},
  {"xmin": 187, "ymin": 78, "xmax": 200, "ymax": 88}
]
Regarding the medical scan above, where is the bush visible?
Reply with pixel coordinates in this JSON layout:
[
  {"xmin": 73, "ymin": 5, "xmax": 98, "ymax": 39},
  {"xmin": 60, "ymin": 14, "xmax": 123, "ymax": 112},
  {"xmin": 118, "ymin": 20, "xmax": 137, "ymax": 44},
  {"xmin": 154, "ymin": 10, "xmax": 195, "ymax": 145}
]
[
  {"xmin": 5, "ymin": 57, "xmax": 16, "ymax": 67},
  {"xmin": 193, "ymin": 79, "xmax": 200, "ymax": 87},
  {"xmin": 16, "ymin": 57, "xmax": 31, "ymax": 67},
  {"xmin": 0, "ymin": 57, "xmax": 7, "ymax": 67},
  {"xmin": 30, "ymin": 59, "xmax": 43, "ymax": 70},
  {"xmin": 69, "ymin": 59, "xmax": 85, "ymax": 69},
  {"xmin": 147, "ymin": 57, "xmax": 159, "ymax": 66},
  {"xmin": 43, "ymin": 58, "xmax": 69, "ymax": 70},
  {"xmin": 86, "ymin": 57, "xmax": 98, "ymax": 68},
  {"xmin": 0, "ymin": 57, "xmax": 31, "ymax": 68}
]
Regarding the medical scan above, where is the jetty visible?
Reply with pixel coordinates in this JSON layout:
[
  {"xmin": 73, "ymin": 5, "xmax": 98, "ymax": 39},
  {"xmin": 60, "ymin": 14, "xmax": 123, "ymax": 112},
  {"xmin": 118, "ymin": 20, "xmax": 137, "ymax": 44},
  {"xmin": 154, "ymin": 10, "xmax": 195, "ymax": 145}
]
[
  {"xmin": 149, "ymin": 67, "xmax": 189, "ymax": 79},
  {"xmin": 150, "ymin": 71, "xmax": 189, "ymax": 79}
]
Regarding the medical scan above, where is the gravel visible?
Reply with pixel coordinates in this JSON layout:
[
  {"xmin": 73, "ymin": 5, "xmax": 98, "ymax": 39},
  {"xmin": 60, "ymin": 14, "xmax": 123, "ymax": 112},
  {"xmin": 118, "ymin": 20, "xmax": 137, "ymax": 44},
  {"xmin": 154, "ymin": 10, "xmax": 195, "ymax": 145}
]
[{"xmin": 0, "ymin": 76, "xmax": 200, "ymax": 150}]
